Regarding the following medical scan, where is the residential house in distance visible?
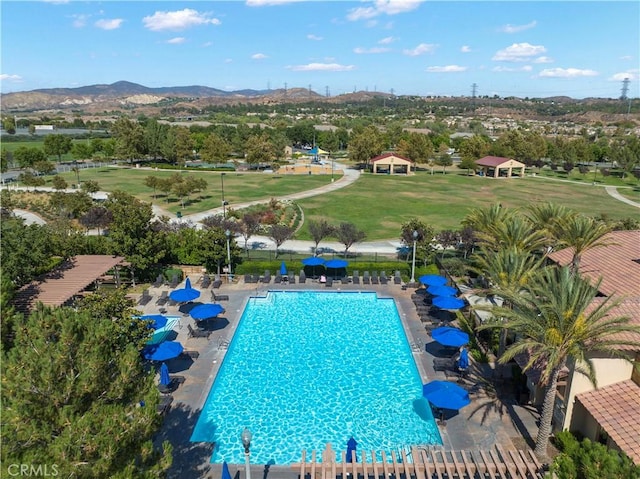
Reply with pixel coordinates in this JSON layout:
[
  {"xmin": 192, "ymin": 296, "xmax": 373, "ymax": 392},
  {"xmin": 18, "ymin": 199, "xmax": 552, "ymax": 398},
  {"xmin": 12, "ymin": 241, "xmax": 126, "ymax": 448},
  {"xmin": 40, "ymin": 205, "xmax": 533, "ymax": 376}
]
[{"xmin": 539, "ymin": 230, "xmax": 640, "ymax": 463}]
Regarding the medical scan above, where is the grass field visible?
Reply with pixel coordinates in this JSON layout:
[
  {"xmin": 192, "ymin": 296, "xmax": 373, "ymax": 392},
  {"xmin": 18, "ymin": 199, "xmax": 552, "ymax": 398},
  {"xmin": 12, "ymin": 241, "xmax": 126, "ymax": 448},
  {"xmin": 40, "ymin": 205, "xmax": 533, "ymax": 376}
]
[{"xmin": 37, "ymin": 166, "xmax": 640, "ymax": 240}]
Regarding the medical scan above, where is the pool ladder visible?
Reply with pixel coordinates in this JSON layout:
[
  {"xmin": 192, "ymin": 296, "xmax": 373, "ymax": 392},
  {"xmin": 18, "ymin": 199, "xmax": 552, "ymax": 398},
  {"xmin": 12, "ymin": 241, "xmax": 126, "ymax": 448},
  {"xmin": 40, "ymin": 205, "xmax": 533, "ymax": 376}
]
[{"xmin": 217, "ymin": 337, "xmax": 230, "ymax": 350}]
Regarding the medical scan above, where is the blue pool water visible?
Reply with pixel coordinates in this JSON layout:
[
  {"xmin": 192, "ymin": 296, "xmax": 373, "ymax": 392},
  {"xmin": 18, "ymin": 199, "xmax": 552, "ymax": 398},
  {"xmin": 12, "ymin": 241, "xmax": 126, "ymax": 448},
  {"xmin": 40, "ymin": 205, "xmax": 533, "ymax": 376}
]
[{"xmin": 190, "ymin": 291, "xmax": 441, "ymax": 464}]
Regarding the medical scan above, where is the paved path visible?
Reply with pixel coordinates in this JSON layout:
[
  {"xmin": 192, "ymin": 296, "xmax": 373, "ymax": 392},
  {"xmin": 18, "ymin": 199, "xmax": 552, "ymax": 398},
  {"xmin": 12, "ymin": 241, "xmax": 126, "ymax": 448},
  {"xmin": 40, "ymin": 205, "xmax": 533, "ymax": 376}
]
[{"xmin": 605, "ymin": 185, "xmax": 640, "ymax": 208}]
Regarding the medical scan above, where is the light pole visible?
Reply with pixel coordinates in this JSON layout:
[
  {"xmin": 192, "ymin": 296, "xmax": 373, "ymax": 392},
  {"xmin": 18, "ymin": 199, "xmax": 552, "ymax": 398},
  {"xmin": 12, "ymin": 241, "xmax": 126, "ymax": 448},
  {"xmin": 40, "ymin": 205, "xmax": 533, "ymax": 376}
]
[
  {"xmin": 241, "ymin": 428, "xmax": 252, "ymax": 479},
  {"xmin": 220, "ymin": 173, "xmax": 227, "ymax": 218},
  {"xmin": 225, "ymin": 229, "xmax": 232, "ymax": 282},
  {"xmin": 410, "ymin": 230, "xmax": 418, "ymax": 285},
  {"xmin": 331, "ymin": 153, "xmax": 335, "ymax": 183}
]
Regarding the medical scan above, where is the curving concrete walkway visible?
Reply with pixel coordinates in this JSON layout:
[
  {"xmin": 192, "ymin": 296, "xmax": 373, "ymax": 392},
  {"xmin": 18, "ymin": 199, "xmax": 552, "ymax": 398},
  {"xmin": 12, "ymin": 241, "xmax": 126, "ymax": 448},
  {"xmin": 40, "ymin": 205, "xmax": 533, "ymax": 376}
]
[{"xmin": 605, "ymin": 185, "xmax": 640, "ymax": 208}]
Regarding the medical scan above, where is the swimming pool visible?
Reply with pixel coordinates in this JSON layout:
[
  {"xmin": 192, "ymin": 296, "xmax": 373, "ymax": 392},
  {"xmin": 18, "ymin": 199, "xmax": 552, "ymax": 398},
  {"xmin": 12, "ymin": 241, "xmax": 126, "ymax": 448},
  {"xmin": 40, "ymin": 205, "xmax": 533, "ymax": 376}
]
[{"xmin": 190, "ymin": 291, "xmax": 441, "ymax": 464}]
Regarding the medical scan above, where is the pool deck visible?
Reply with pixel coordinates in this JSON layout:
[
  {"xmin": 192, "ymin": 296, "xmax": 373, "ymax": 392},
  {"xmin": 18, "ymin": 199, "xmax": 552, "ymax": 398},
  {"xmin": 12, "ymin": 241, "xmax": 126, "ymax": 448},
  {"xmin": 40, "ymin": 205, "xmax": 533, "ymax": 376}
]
[{"xmin": 144, "ymin": 277, "xmax": 541, "ymax": 479}]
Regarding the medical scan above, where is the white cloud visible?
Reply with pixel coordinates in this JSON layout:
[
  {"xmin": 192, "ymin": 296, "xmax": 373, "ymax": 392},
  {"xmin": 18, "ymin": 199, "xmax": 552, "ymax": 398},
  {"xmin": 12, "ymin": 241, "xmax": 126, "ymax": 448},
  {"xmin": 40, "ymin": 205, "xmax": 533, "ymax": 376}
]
[
  {"xmin": 307, "ymin": 34, "xmax": 323, "ymax": 41},
  {"xmin": 492, "ymin": 42, "xmax": 546, "ymax": 62},
  {"xmin": 538, "ymin": 68, "xmax": 598, "ymax": 78},
  {"xmin": 609, "ymin": 70, "xmax": 639, "ymax": 81},
  {"xmin": 246, "ymin": 0, "xmax": 304, "ymax": 5},
  {"xmin": 347, "ymin": 0, "xmax": 423, "ymax": 21},
  {"xmin": 619, "ymin": 55, "xmax": 633, "ymax": 61},
  {"xmin": 167, "ymin": 37, "xmax": 186, "ymax": 44},
  {"xmin": 224, "ymin": 58, "xmax": 233, "ymax": 63},
  {"xmin": 42, "ymin": 0, "xmax": 69, "ymax": 4},
  {"xmin": 533, "ymin": 56, "xmax": 553, "ymax": 64},
  {"xmin": 498, "ymin": 20, "xmax": 537, "ymax": 34},
  {"xmin": 287, "ymin": 63, "xmax": 355, "ymax": 72},
  {"xmin": 143, "ymin": 9, "xmax": 221, "ymax": 32},
  {"xmin": 252, "ymin": 53, "xmax": 268, "ymax": 60},
  {"xmin": 378, "ymin": 36, "xmax": 396, "ymax": 44},
  {"xmin": 95, "ymin": 18, "xmax": 123, "ymax": 30},
  {"xmin": 203, "ymin": 41, "xmax": 213, "ymax": 47},
  {"xmin": 71, "ymin": 13, "xmax": 90, "ymax": 28},
  {"xmin": 460, "ymin": 45, "xmax": 472, "ymax": 53},
  {"xmin": 403, "ymin": 43, "xmax": 437, "ymax": 56},
  {"xmin": 426, "ymin": 65, "xmax": 467, "ymax": 73},
  {"xmin": 353, "ymin": 46, "xmax": 391, "ymax": 54},
  {"xmin": 492, "ymin": 65, "xmax": 533, "ymax": 72},
  {"xmin": 0, "ymin": 74, "xmax": 23, "ymax": 82}
]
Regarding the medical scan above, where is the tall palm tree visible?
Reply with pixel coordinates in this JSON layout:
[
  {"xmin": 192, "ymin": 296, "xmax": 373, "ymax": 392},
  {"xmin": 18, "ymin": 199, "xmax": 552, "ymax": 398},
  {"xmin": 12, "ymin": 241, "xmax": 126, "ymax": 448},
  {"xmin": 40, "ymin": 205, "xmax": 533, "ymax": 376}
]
[
  {"xmin": 462, "ymin": 203, "xmax": 515, "ymax": 237},
  {"xmin": 478, "ymin": 216, "xmax": 547, "ymax": 254},
  {"xmin": 525, "ymin": 202, "xmax": 575, "ymax": 252},
  {"xmin": 551, "ymin": 215, "xmax": 612, "ymax": 273},
  {"xmin": 471, "ymin": 247, "xmax": 544, "ymax": 356},
  {"xmin": 480, "ymin": 266, "xmax": 640, "ymax": 459}
]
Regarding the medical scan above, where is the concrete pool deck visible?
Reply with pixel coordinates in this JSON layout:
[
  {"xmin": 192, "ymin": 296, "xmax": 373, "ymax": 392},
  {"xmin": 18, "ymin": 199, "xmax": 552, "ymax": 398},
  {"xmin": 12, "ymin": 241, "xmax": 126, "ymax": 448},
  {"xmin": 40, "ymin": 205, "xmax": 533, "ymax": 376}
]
[{"xmin": 144, "ymin": 278, "xmax": 541, "ymax": 479}]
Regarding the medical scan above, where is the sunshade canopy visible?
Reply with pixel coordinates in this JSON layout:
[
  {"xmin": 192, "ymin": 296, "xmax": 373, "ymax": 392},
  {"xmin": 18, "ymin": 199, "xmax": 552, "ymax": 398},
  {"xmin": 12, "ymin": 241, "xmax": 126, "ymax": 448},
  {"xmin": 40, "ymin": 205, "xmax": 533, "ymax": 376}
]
[
  {"xmin": 302, "ymin": 257, "xmax": 325, "ymax": 266},
  {"xmin": 325, "ymin": 258, "xmax": 348, "ymax": 269},
  {"xmin": 431, "ymin": 326, "xmax": 470, "ymax": 348},
  {"xmin": 427, "ymin": 285, "xmax": 457, "ymax": 296},
  {"xmin": 190, "ymin": 303, "xmax": 225, "ymax": 320},
  {"xmin": 142, "ymin": 341, "xmax": 184, "ymax": 361},
  {"xmin": 139, "ymin": 314, "xmax": 168, "ymax": 330},
  {"xmin": 423, "ymin": 380, "xmax": 471, "ymax": 410},
  {"xmin": 419, "ymin": 274, "xmax": 448, "ymax": 286},
  {"xmin": 432, "ymin": 296, "xmax": 465, "ymax": 310},
  {"xmin": 169, "ymin": 277, "xmax": 201, "ymax": 302}
]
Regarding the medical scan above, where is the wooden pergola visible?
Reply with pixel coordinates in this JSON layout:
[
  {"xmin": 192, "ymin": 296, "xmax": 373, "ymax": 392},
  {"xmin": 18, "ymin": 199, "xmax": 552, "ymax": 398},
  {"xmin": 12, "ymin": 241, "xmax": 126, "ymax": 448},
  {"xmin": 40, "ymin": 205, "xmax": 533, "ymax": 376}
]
[{"xmin": 292, "ymin": 444, "xmax": 544, "ymax": 479}]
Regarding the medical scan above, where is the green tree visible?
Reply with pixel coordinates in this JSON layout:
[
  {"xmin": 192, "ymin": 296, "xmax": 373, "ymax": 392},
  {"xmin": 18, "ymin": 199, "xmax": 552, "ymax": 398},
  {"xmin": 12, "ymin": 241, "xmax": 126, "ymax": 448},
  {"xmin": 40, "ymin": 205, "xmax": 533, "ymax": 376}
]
[
  {"xmin": 268, "ymin": 224, "xmax": 294, "ymax": 258},
  {"xmin": 144, "ymin": 118, "xmax": 168, "ymax": 160},
  {"xmin": 458, "ymin": 135, "xmax": 491, "ymax": 173},
  {"xmin": 1, "ymin": 305, "xmax": 173, "ymax": 477},
  {"xmin": 480, "ymin": 267, "xmax": 640, "ymax": 459},
  {"xmin": 174, "ymin": 126, "xmax": 194, "ymax": 168},
  {"xmin": 308, "ymin": 219, "xmax": 336, "ymax": 255},
  {"xmin": 551, "ymin": 215, "xmax": 612, "ymax": 273},
  {"xmin": 18, "ymin": 171, "xmax": 46, "ymax": 187},
  {"xmin": 43, "ymin": 134, "xmax": 73, "ymax": 162},
  {"xmin": 335, "ymin": 222, "xmax": 366, "ymax": 257},
  {"xmin": 51, "ymin": 175, "xmax": 68, "ymax": 190},
  {"xmin": 13, "ymin": 146, "xmax": 47, "ymax": 168},
  {"xmin": 245, "ymin": 133, "xmax": 275, "ymax": 167},
  {"xmin": 111, "ymin": 117, "xmax": 145, "ymax": 163},
  {"xmin": 71, "ymin": 142, "xmax": 92, "ymax": 161},
  {"xmin": 3, "ymin": 116, "xmax": 16, "ymax": 134},
  {"xmin": 396, "ymin": 132, "xmax": 433, "ymax": 165},
  {"xmin": 144, "ymin": 175, "xmax": 160, "ymax": 199},
  {"xmin": 348, "ymin": 126, "xmax": 384, "ymax": 168},
  {"xmin": 81, "ymin": 179, "xmax": 101, "ymax": 194},
  {"xmin": 201, "ymin": 133, "xmax": 231, "ymax": 164}
]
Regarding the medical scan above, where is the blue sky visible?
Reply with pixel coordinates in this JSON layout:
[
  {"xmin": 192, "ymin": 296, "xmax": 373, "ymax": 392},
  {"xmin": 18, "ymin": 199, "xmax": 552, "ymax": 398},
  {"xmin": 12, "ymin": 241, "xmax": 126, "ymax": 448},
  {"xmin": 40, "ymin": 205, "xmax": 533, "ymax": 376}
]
[{"xmin": 1, "ymin": 1, "xmax": 638, "ymax": 98}]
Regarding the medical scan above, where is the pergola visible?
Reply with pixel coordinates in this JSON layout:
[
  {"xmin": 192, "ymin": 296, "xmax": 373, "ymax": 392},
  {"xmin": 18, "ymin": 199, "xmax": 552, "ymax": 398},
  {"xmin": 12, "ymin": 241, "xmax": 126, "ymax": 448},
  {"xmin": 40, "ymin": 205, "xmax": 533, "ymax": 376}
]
[
  {"xmin": 476, "ymin": 156, "xmax": 525, "ymax": 178},
  {"xmin": 13, "ymin": 255, "xmax": 127, "ymax": 314},
  {"xmin": 370, "ymin": 153, "xmax": 414, "ymax": 175}
]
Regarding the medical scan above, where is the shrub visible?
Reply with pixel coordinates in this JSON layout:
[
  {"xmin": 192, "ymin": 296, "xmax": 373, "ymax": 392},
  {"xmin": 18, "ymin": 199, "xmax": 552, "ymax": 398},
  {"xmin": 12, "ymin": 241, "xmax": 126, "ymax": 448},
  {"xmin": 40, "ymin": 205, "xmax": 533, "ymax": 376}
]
[{"xmin": 163, "ymin": 267, "xmax": 183, "ymax": 283}]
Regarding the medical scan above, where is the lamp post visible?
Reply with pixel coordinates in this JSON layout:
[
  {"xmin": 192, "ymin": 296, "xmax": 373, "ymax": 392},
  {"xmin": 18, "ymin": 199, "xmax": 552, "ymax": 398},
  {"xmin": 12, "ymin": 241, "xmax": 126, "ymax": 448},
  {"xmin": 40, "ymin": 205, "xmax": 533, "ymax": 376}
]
[
  {"xmin": 410, "ymin": 230, "xmax": 418, "ymax": 285},
  {"xmin": 225, "ymin": 229, "xmax": 232, "ymax": 282},
  {"xmin": 220, "ymin": 173, "xmax": 227, "ymax": 218},
  {"xmin": 241, "ymin": 428, "xmax": 252, "ymax": 479}
]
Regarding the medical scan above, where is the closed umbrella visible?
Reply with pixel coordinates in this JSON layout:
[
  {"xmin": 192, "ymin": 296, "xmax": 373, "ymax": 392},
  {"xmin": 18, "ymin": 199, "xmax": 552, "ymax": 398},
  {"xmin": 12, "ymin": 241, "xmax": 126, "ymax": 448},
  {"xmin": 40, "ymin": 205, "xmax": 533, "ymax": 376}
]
[
  {"xmin": 221, "ymin": 461, "xmax": 232, "ymax": 479},
  {"xmin": 169, "ymin": 277, "xmax": 201, "ymax": 303},
  {"xmin": 458, "ymin": 347, "xmax": 470, "ymax": 371},
  {"xmin": 346, "ymin": 437, "xmax": 358, "ymax": 463},
  {"xmin": 422, "ymin": 380, "xmax": 471, "ymax": 410},
  {"xmin": 427, "ymin": 285, "xmax": 457, "ymax": 297},
  {"xmin": 190, "ymin": 303, "xmax": 225, "ymax": 321},
  {"xmin": 419, "ymin": 274, "xmax": 448, "ymax": 287},
  {"xmin": 280, "ymin": 261, "xmax": 287, "ymax": 276},
  {"xmin": 142, "ymin": 341, "xmax": 184, "ymax": 361},
  {"xmin": 432, "ymin": 296, "xmax": 465, "ymax": 310},
  {"xmin": 159, "ymin": 362, "xmax": 171, "ymax": 387},
  {"xmin": 431, "ymin": 326, "xmax": 470, "ymax": 348}
]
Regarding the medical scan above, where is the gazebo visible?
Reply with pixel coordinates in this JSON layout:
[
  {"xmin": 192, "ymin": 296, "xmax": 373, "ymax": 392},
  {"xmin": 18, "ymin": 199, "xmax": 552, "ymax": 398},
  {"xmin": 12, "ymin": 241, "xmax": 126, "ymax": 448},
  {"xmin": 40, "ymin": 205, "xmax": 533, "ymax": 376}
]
[
  {"xmin": 476, "ymin": 156, "xmax": 525, "ymax": 178},
  {"xmin": 370, "ymin": 153, "xmax": 414, "ymax": 175}
]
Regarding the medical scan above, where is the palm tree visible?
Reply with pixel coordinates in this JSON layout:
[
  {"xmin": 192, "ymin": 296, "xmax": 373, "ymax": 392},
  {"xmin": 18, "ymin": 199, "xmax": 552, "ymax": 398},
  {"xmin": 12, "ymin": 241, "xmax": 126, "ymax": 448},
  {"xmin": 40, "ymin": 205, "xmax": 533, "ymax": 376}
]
[
  {"xmin": 478, "ymin": 216, "xmax": 547, "ymax": 254},
  {"xmin": 480, "ymin": 266, "xmax": 640, "ymax": 459},
  {"xmin": 462, "ymin": 203, "xmax": 515, "ymax": 237},
  {"xmin": 471, "ymin": 247, "xmax": 544, "ymax": 356},
  {"xmin": 551, "ymin": 215, "xmax": 612, "ymax": 273},
  {"xmin": 525, "ymin": 202, "xmax": 575, "ymax": 252}
]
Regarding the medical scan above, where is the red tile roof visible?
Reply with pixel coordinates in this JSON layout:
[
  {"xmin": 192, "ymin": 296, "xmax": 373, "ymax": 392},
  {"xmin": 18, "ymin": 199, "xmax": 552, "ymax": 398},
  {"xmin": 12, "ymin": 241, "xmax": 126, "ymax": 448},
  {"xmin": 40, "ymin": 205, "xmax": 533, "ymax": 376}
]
[
  {"xmin": 548, "ymin": 230, "xmax": 640, "ymax": 298},
  {"xmin": 370, "ymin": 152, "xmax": 414, "ymax": 163},
  {"xmin": 476, "ymin": 156, "xmax": 516, "ymax": 167},
  {"xmin": 13, "ymin": 255, "xmax": 127, "ymax": 313},
  {"xmin": 576, "ymin": 380, "xmax": 640, "ymax": 464}
]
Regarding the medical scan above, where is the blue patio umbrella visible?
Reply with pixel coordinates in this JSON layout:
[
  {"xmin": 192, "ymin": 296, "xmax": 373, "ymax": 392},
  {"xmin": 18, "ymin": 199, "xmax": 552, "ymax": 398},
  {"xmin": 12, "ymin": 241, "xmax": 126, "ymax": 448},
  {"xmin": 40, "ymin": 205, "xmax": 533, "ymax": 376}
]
[
  {"xmin": 419, "ymin": 274, "xmax": 448, "ymax": 287},
  {"xmin": 221, "ymin": 461, "xmax": 232, "ymax": 479},
  {"xmin": 142, "ymin": 341, "xmax": 184, "ymax": 361},
  {"xmin": 302, "ymin": 257, "xmax": 325, "ymax": 266},
  {"xmin": 422, "ymin": 380, "xmax": 471, "ymax": 410},
  {"xmin": 139, "ymin": 314, "xmax": 168, "ymax": 330},
  {"xmin": 346, "ymin": 437, "xmax": 358, "ymax": 463},
  {"xmin": 427, "ymin": 285, "xmax": 457, "ymax": 297},
  {"xmin": 432, "ymin": 295, "xmax": 465, "ymax": 310},
  {"xmin": 280, "ymin": 261, "xmax": 288, "ymax": 276},
  {"xmin": 431, "ymin": 326, "xmax": 470, "ymax": 348},
  {"xmin": 190, "ymin": 303, "xmax": 225, "ymax": 321},
  {"xmin": 325, "ymin": 258, "xmax": 348, "ymax": 279},
  {"xmin": 159, "ymin": 362, "xmax": 171, "ymax": 387},
  {"xmin": 169, "ymin": 277, "xmax": 201, "ymax": 303},
  {"xmin": 458, "ymin": 347, "xmax": 470, "ymax": 370}
]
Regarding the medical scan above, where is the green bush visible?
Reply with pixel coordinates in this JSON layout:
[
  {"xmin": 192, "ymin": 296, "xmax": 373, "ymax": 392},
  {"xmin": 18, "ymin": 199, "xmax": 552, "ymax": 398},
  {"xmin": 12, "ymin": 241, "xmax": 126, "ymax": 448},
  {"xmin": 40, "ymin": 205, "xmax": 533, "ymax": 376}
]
[
  {"xmin": 551, "ymin": 431, "xmax": 640, "ymax": 479},
  {"xmin": 163, "ymin": 267, "xmax": 183, "ymax": 283}
]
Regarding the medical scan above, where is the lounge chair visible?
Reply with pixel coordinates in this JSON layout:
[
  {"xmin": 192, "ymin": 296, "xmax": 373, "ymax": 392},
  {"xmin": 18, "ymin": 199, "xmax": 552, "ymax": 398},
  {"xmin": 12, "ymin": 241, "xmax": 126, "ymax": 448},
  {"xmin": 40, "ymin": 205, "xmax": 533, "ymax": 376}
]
[
  {"xmin": 380, "ymin": 271, "xmax": 389, "ymax": 285},
  {"xmin": 211, "ymin": 291, "xmax": 229, "ymax": 301},
  {"xmin": 352, "ymin": 271, "xmax": 360, "ymax": 284},
  {"xmin": 252, "ymin": 274, "xmax": 260, "ymax": 283},
  {"xmin": 363, "ymin": 271, "xmax": 371, "ymax": 285},
  {"xmin": 212, "ymin": 275, "xmax": 222, "ymax": 289},
  {"xmin": 262, "ymin": 270, "xmax": 271, "ymax": 283},
  {"xmin": 394, "ymin": 270, "xmax": 402, "ymax": 285},
  {"xmin": 138, "ymin": 289, "xmax": 152, "ymax": 305},
  {"xmin": 201, "ymin": 274, "xmax": 211, "ymax": 289},
  {"xmin": 288, "ymin": 273, "xmax": 295, "ymax": 284},
  {"xmin": 158, "ymin": 375, "xmax": 186, "ymax": 394},
  {"xmin": 180, "ymin": 350, "xmax": 200, "ymax": 360},
  {"xmin": 341, "ymin": 276, "xmax": 350, "ymax": 284},
  {"xmin": 299, "ymin": 270, "xmax": 306, "ymax": 283},
  {"xmin": 188, "ymin": 324, "xmax": 211, "ymax": 339},
  {"xmin": 244, "ymin": 274, "xmax": 252, "ymax": 283},
  {"xmin": 325, "ymin": 277, "xmax": 333, "ymax": 287},
  {"xmin": 153, "ymin": 274, "xmax": 164, "ymax": 288},
  {"xmin": 371, "ymin": 271, "xmax": 379, "ymax": 284},
  {"xmin": 157, "ymin": 395, "xmax": 173, "ymax": 415},
  {"xmin": 169, "ymin": 274, "xmax": 179, "ymax": 289},
  {"xmin": 156, "ymin": 290, "xmax": 168, "ymax": 305}
]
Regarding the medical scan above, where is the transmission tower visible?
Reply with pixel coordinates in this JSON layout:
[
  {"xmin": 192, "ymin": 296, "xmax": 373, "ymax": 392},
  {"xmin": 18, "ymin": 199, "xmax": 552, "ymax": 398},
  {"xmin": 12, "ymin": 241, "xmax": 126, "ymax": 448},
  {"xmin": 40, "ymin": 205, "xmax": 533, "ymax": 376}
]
[
  {"xmin": 471, "ymin": 83, "xmax": 478, "ymax": 99},
  {"xmin": 620, "ymin": 78, "xmax": 630, "ymax": 100},
  {"xmin": 284, "ymin": 82, "xmax": 287, "ymax": 95},
  {"xmin": 308, "ymin": 84, "xmax": 312, "ymax": 97},
  {"xmin": 325, "ymin": 86, "xmax": 330, "ymax": 97}
]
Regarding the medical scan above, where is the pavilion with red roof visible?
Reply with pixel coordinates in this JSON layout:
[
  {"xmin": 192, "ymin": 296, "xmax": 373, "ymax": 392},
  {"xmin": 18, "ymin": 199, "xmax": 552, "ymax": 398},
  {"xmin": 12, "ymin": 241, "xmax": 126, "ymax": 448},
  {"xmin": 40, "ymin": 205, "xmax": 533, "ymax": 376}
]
[{"xmin": 476, "ymin": 156, "xmax": 525, "ymax": 178}]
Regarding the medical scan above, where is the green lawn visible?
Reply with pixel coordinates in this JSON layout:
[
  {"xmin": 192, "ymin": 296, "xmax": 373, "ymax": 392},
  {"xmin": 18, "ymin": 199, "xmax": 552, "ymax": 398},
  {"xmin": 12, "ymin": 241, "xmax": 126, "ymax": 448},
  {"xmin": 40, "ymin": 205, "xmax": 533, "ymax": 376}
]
[
  {"xmin": 55, "ymin": 167, "xmax": 340, "ymax": 214},
  {"xmin": 295, "ymin": 172, "xmax": 640, "ymax": 239},
  {"xmin": 49, "ymin": 167, "xmax": 640, "ymax": 240}
]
